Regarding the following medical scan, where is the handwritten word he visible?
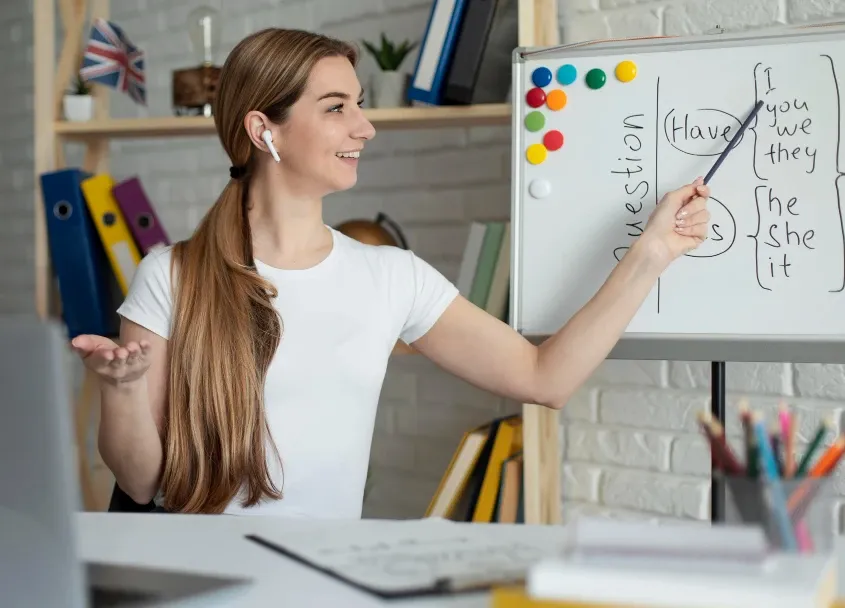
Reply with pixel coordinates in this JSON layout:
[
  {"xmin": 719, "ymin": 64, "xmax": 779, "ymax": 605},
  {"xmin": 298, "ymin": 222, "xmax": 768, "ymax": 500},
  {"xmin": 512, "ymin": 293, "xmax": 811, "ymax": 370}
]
[{"xmin": 758, "ymin": 186, "xmax": 815, "ymax": 280}]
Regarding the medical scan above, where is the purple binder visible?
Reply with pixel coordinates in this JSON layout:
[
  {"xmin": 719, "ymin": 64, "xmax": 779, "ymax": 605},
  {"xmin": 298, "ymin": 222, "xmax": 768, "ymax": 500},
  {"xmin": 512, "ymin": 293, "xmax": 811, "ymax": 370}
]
[{"xmin": 112, "ymin": 176, "xmax": 170, "ymax": 255}]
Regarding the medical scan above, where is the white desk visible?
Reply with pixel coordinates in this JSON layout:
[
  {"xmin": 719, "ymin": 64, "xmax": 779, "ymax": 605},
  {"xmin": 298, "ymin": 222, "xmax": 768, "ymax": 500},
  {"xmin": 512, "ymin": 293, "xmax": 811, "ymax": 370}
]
[
  {"xmin": 77, "ymin": 512, "xmax": 489, "ymax": 607},
  {"xmin": 76, "ymin": 512, "xmax": 845, "ymax": 607}
]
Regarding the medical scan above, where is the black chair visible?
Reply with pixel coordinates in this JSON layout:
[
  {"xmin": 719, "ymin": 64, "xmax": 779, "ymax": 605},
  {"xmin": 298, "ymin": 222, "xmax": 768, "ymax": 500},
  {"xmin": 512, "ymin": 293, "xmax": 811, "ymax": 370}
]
[{"xmin": 107, "ymin": 482, "xmax": 162, "ymax": 512}]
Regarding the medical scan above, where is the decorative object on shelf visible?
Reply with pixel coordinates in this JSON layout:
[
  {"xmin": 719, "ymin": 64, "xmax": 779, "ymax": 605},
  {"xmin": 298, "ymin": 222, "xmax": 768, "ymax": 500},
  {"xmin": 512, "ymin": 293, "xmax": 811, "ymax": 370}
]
[
  {"xmin": 172, "ymin": 6, "xmax": 221, "ymax": 117},
  {"xmin": 335, "ymin": 212, "xmax": 409, "ymax": 249},
  {"xmin": 80, "ymin": 17, "xmax": 146, "ymax": 105},
  {"xmin": 63, "ymin": 75, "xmax": 93, "ymax": 122},
  {"xmin": 362, "ymin": 34, "xmax": 417, "ymax": 108}
]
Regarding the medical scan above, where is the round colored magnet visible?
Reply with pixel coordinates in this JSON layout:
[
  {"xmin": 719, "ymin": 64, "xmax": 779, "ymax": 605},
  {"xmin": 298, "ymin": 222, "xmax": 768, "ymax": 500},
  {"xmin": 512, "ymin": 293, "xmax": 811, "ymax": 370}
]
[
  {"xmin": 585, "ymin": 68, "xmax": 607, "ymax": 89},
  {"xmin": 546, "ymin": 89, "xmax": 567, "ymax": 111},
  {"xmin": 525, "ymin": 87, "xmax": 546, "ymax": 108},
  {"xmin": 524, "ymin": 110, "xmax": 545, "ymax": 132},
  {"xmin": 615, "ymin": 60, "xmax": 637, "ymax": 82},
  {"xmin": 543, "ymin": 129, "xmax": 564, "ymax": 151},
  {"xmin": 557, "ymin": 63, "xmax": 577, "ymax": 85},
  {"xmin": 529, "ymin": 179, "xmax": 552, "ymax": 199},
  {"xmin": 526, "ymin": 143, "xmax": 547, "ymax": 165},
  {"xmin": 532, "ymin": 66, "xmax": 553, "ymax": 87}
]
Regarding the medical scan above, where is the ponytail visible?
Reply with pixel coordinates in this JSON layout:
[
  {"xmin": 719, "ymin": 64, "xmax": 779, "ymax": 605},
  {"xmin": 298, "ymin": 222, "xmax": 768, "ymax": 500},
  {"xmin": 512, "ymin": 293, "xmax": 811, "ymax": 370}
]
[{"xmin": 160, "ymin": 177, "xmax": 283, "ymax": 513}]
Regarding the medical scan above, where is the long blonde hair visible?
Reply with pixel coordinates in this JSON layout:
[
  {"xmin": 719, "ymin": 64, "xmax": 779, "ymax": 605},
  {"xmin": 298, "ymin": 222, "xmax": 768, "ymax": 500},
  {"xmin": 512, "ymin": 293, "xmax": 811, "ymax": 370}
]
[{"xmin": 159, "ymin": 29, "xmax": 359, "ymax": 513}]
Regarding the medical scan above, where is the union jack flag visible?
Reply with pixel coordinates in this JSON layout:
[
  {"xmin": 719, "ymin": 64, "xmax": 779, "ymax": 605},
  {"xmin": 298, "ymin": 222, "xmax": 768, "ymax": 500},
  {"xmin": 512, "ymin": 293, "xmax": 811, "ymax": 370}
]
[{"xmin": 80, "ymin": 18, "xmax": 146, "ymax": 105}]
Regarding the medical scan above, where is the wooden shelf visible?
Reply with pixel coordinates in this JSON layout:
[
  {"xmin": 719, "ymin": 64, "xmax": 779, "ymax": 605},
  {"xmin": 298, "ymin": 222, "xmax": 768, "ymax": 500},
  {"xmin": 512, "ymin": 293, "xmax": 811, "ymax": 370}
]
[{"xmin": 54, "ymin": 103, "xmax": 512, "ymax": 140}]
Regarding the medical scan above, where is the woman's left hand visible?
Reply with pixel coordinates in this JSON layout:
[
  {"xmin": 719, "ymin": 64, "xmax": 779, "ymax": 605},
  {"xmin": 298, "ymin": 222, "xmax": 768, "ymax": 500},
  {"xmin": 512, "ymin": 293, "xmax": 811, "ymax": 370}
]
[{"xmin": 641, "ymin": 176, "xmax": 711, "ymax": 264}]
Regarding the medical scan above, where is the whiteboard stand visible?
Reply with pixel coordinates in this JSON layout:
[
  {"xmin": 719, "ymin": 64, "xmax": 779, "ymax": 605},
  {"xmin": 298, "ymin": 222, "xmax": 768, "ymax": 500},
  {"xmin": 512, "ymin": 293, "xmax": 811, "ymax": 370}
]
[
  {"xmin": 711, "ymin": 361, "xmax": 726, "ymax": 521},
  {"xmin": 510, "ymin": 23, "xmax": 845, "ymax": 524}
]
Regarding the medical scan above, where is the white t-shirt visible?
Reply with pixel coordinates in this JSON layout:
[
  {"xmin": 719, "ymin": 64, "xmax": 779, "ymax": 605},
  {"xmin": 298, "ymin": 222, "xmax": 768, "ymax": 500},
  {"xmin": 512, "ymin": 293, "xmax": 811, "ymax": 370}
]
[{"xmin": 116, "ymin": 226, "xmax": 459, "ymax": 518}]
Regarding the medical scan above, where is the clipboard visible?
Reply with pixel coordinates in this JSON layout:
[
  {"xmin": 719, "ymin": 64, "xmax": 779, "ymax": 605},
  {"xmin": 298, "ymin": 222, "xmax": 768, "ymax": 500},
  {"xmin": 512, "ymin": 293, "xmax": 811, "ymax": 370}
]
[
  {"xmin": 246, "ymin": 534, "xmax": 525, "ymax": 599},
  {"xmin": 243, "ymin": 525, "xmax": 552, "ymax": 601}
]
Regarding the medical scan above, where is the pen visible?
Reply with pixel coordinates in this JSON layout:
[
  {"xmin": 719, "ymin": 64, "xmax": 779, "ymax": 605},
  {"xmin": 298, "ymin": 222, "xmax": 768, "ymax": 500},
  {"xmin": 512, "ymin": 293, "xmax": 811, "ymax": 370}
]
[
  {"xmin": 702, "ymin": 99, "xmax": 763, "ymax": 185},
  {"xmin": 433, "ymin": 570, "xmax": 526, "ymax": 592}
]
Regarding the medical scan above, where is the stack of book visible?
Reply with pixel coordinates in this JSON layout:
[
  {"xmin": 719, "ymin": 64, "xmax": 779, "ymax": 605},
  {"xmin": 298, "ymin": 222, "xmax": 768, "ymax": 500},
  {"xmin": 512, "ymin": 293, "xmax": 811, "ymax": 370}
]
[{"xmin": 425, "ymin": 413, "xmax": 523, "ymax": 523}]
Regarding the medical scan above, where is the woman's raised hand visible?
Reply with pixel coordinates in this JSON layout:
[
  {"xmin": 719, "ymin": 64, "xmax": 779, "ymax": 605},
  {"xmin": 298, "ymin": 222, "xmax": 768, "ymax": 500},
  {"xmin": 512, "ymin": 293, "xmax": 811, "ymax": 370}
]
[
  {"xmin": 71, "ymin": 334, "xmax": 152, "ymax": 385},
  {"xmin": 642, "ymin": 176, "xmax": 711, "ymax": 263}
]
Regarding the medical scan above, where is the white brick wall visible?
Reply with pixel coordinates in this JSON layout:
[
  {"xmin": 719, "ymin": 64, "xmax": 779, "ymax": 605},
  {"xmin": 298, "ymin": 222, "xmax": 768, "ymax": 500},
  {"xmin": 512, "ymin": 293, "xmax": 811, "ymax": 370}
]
[{"xmin": 4, "ymin": 0, "xmax": 845, "ymax": 525}]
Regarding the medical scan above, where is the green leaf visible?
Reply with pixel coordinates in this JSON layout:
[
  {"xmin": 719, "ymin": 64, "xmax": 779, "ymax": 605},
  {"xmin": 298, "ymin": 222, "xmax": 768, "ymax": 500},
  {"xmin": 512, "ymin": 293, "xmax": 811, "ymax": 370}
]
[{"xmin": 361, "ymin": 33, "xmax": 419, "ymax": 71}]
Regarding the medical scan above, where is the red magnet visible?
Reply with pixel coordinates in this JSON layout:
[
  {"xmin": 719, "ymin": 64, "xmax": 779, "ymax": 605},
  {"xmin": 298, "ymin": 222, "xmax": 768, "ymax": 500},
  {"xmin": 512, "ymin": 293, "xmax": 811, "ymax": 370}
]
[
  {"xmin": 543, "ymin": 129, "xmax": 564, "ymax": 151},
  {"xmin": 526, "ymin": 87, "xmax": 546, "ymax": 108}
]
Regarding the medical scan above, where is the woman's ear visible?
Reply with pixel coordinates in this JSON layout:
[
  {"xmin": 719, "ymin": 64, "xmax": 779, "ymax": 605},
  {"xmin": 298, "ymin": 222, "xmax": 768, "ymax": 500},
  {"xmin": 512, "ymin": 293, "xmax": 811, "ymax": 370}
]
[{"xmin": 243, "ymin": 110, "xmax": 279, "ymax": 159}]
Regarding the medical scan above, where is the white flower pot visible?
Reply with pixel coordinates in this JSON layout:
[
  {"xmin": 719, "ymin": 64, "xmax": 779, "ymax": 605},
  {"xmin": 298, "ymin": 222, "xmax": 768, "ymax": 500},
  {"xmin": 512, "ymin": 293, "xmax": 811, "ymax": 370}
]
[
  {"xmin": 63, "ymin": 94, "xmax": 93, "ymax": 122},
  {"xmin": 371, "ymin": 71, "xmax": 409, "ymax": 108}
]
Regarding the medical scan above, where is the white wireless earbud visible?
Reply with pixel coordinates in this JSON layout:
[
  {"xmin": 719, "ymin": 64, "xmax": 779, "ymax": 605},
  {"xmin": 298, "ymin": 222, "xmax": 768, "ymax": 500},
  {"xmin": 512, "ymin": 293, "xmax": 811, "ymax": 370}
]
[{"xmin": 261, "ymin": 129, "xmax": 281, "ymax": 163}]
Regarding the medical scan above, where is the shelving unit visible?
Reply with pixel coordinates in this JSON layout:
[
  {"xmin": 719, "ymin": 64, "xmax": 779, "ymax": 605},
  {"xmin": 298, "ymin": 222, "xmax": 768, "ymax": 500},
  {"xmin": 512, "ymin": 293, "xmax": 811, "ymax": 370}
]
[
  {"xmin": 54, "ymin": 104, "xmax": 512, "ymax": 139},
  {"xmin": 33, "ymin": 0, "xmax": 561, "ymax": 524}
]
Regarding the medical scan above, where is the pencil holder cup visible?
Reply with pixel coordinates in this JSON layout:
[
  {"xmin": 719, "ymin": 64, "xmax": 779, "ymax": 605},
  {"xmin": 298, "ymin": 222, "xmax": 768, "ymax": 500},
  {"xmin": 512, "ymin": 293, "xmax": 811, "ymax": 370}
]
[{"xmin": 720, "ymin": 474, "xmax": 837, "ymax": 553}]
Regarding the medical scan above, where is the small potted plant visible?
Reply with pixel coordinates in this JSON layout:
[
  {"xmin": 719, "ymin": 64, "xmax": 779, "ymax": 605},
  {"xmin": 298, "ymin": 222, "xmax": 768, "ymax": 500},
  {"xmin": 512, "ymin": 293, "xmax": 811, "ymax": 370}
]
[
  {"xmin": 63, "ymin": 74, "xmax": 93, "ymax": 122},
  {"xmin": 362, "ymin": 33, "xmax": 417, "ymax": 108}
]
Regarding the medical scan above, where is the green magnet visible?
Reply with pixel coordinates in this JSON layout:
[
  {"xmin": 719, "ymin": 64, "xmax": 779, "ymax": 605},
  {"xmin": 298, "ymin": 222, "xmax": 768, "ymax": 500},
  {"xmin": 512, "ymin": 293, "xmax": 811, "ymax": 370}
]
[
  {"xmin": 586, "ymin": 68, "xmax": 607, "ymax": 89},
  {"xmin": 524, "ymin": 111, "xmax": 545, "ymax": 132}
]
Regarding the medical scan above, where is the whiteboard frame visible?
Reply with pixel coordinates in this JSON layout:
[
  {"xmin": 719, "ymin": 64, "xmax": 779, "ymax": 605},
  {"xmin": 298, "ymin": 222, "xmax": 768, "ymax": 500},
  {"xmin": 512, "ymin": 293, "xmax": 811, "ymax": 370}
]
[{"xmin": 510, "ymin": 24, "xmax": 845, "ymax": 364}]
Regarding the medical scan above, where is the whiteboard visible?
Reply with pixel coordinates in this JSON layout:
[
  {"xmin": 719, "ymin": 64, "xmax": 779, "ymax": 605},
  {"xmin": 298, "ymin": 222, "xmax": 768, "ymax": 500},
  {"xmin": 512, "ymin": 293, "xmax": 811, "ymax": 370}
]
[{"xmin": 510, "ymin": 25, "xmax": 845, "ymax": 362}]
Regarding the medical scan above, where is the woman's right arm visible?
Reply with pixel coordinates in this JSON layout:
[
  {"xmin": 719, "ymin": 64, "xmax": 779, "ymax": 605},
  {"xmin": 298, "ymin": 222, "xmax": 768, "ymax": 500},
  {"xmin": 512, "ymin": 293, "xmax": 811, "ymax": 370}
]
[{"xmin": 97, "ymin": 318, "xmax": 169, "ymax": 505}]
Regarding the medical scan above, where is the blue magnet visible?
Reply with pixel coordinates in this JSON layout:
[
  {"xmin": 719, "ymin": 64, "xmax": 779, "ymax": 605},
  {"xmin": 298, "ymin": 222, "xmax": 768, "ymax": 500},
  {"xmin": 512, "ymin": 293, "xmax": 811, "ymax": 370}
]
[
  {"xmin": 557, "ymin": 63, "xmax": 577, "ymax": 86},
  {"xmin": 531, "ymin": 66, "xmax": 553, "ymax": 88}
]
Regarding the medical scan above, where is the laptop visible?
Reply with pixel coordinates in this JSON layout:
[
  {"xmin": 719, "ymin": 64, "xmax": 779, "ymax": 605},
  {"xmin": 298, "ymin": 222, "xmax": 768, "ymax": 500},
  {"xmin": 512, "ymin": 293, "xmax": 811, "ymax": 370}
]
[{"xmin": 0, "ymin": 316, "xmax": 250, "ymax": 607}]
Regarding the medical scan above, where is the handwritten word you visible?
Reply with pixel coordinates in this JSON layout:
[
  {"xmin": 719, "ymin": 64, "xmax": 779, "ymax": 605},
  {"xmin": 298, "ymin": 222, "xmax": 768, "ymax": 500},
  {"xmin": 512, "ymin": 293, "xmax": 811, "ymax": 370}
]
[{"xmin": 758, "ymin": 65, "xmax": 817, "ymax": 174}]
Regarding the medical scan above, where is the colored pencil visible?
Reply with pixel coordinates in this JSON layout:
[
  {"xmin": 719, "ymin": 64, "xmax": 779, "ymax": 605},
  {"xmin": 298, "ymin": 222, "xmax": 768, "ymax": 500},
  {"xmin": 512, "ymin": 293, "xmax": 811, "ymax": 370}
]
[
  {"xmin": 779, "ymin": 403, "xmax": 796, "ymax": 478},
  {"xmin": 751, "ymin": 413, "xmax": 798, "ymax": 551},
  {"xmin": 697, "ymin": 411, "xmax": 744, "ymax": 475},
  {"xmin": 770, "ymin": 427, "xmax": 783, "ymax": 476},
  {"xmin": 738, "ymin": 400, "xmax": 758, "ymax": 477},
  {"xmin": 796, "ymin": 419, "xmax": 830, "ymax": 477},
  {"xmin": 809, "ymin": 435, "xmax": 845, "ymax": 477}
]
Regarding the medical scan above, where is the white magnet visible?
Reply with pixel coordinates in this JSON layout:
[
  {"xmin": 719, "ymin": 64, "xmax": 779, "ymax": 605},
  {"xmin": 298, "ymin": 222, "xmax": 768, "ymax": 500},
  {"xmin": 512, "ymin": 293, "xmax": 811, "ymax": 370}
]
[{"xmin": 529, "ymin": 178, "xmax": 551, "ymax": 199}]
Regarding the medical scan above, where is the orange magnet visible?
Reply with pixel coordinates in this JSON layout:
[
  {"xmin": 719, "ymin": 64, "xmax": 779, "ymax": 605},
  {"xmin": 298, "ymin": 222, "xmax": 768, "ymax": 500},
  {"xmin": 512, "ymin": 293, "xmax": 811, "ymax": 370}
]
[{"xmin": 546, "ymin": 89, "xmax": 567, "ymax": 111}]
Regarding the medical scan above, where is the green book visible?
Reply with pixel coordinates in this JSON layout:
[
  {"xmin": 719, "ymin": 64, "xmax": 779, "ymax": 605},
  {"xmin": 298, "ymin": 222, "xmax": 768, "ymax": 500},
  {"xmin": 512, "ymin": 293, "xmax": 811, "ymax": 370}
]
[{"xmin": 468, "ymin": 222, "xmax": 505, "ymax": 308}]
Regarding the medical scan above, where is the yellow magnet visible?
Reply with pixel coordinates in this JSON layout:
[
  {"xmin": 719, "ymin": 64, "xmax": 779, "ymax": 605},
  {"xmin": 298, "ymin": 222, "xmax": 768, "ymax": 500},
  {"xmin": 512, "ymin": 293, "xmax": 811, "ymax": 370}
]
[
  {"xmin": 526, "ymin": 143, "xmax": 547, "ymax": 165},
  {"xmin": 615, "ymin": 60, "xmax": 637, "ymax": 82}
]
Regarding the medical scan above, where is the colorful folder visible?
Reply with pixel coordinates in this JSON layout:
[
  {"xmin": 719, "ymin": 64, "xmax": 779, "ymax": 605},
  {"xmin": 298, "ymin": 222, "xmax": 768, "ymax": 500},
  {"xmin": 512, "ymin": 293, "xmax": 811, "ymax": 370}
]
[
  {"xmin": 80, "ymin": 174, "xmax": 141, "ymax": 295},
  {"xmin": 39, "ymin": 168, "xmax": 119, "ymax": 338},
  {"xmin": 112, "ymin": 176, "xmax": 169, "ymax": 255}
]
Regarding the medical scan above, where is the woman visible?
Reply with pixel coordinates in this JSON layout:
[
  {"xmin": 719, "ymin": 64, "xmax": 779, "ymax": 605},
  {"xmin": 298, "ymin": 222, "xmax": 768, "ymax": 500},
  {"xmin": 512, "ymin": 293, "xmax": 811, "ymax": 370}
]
[{"xmin": 71, "ymin": 28, "xmax": 710, "ymax": 516}]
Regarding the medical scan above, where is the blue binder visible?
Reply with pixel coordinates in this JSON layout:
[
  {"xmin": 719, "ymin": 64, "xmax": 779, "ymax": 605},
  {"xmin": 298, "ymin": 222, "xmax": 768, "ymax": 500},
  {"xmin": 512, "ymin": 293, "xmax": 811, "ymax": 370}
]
[
  {"xmin": 407, "ymin": 0, "xmax": 470, "ymax": 105},
  {"xmin": 40, "ymin": 168, "xmax": 119, "ymax": 339}
]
